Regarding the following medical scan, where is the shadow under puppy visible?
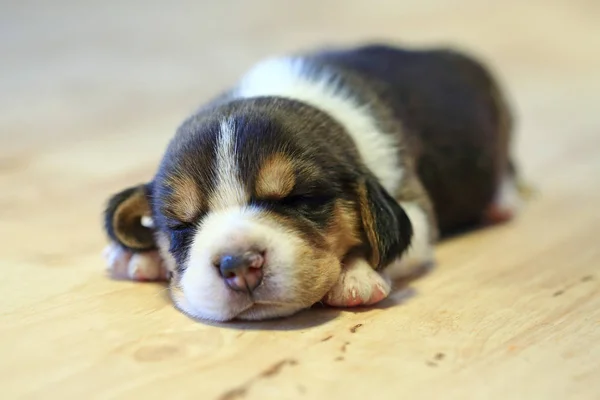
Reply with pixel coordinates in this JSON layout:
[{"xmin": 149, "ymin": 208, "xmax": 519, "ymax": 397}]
[{"xmin": 103, "ymin": 44, "xmax": 523, "ymax": 322}]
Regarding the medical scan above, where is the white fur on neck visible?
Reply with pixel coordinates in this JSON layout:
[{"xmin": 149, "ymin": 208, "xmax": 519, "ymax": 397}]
[{"xmin": 234, "ymin": 56, "xmax": 402, "ymax": 194}]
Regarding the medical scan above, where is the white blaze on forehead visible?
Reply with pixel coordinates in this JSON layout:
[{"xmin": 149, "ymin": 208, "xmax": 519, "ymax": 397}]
[{"xmin": 209, "ymin": 119, "xmax": 247, "ymax": 210}]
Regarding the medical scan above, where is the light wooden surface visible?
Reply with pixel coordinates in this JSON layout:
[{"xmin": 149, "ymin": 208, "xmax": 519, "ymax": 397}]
[{"xmin": 1, "ymin": 1, "xmax": 599, "ymax": 399}]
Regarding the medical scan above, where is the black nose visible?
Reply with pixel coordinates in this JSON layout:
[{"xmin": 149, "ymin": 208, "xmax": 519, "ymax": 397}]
[{"xmin": 218, "ymin": 251, "xmax": 264, "ymax": 292}]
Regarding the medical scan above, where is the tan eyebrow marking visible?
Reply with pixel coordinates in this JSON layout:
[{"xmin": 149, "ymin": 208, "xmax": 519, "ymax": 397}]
[
  {"xmin": 255, "ymin": 153, "xmax": 296, "ymax": 199},
  {"xmin": 165, "ymin": 174, "xmax": 202, "ymax": 222}
]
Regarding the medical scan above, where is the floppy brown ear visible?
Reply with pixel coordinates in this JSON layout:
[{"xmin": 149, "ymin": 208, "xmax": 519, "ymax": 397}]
[
  {"xmin": 104, "ymin": 183, "xmax": 156, "ymax": 251},
  {"xmin": 357, "ymin": 176, "xmax": 413, "ymax": 270}
]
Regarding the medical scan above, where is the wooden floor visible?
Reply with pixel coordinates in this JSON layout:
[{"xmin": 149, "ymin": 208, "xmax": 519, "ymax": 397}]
[{"xmin": 1, "ymin": 1, "xmax": 599, "ymax": 399}]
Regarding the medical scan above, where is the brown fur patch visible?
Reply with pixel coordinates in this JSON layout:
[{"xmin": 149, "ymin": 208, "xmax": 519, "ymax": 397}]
[
  {"xmin": 255, "ymin": 211, "xmax": 342, "ymax": 307},
  {"xmin": 356, "ymin": 182, "xmax": 380, "ymax": 268},
  {"xmin": 325, "ymin": 199, "xmax": 361, "ymax": 259},
  {"xmin": 255, "ymin": 153, "xmax": 295, "ymax": 199},
  {"xmin": 292, "ymin": 244, "xmax": 341, "ymax": 306},
  {"xmin": 112, "ymin": 190, "xmax": 154, "ymax": 249},
  {"xmin": 165, "ymin": 174, "xmax": 202, "ymax": 222}
]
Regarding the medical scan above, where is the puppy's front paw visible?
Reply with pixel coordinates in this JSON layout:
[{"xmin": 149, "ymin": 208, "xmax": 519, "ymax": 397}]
[
  {"xmin": 102, "ymin": 242, "xmax": 169, "ymax": 282},
  {"xmin": 323, "ymin": 259, "xmax": 391, "ymax": 307}
]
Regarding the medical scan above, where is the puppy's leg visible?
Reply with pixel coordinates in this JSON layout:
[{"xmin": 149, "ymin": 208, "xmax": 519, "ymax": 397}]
[
  {"xmin": 103, "ymin": 242, "xmax": 169, "ymax": 282},
  {"xmin": 323, "ymin": 258, "xmax": 391, "ymax": 307},
  {"xmin": 324, "ymin": 173, "xmax": 436, "ymax": 307},
  {"xmin": 322, "ymin": 201, "xmax": 434, "ymax": 307},
  {"xmin": 482, "ymin": 173, "xmax": 526, "ymax": 225}
]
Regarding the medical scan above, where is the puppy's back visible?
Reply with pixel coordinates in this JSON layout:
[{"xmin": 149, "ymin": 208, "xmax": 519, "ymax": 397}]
[{"xmin": 309, "ymin": 44, "xmax": 515, "ymax": 234}]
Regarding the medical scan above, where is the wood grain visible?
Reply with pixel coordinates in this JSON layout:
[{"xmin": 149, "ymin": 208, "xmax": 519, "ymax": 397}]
[{"xmin": 1, "ymin": 1, "xmax": 599, "ymax": 399}]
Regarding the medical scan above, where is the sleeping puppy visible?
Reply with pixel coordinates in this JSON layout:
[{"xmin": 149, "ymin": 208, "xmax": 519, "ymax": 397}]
[{"xmin": 102, "ymin": 44, "xmax": 523, "ymax": 322}]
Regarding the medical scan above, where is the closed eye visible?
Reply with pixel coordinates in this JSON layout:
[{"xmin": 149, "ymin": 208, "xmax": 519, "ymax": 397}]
[
  {"xmin": 279, "ymin": 193, "xmax": 332, "ymax": 208},
  {"xmin": 166, "ymin": 220, "xmax": 196, "ymax": 232},
  {"xmin": 165, "ymin": 220, "xmax": 198, "ymax": 257},
  {"xmin": 163, "ymin": 210, "xmax": 206, "ymax": 232}
]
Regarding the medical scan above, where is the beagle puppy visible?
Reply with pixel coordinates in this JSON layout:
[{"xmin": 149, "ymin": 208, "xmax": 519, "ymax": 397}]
[{"xmin": 103, "ymin": 44, "xmax": 523, "ymax": 321}]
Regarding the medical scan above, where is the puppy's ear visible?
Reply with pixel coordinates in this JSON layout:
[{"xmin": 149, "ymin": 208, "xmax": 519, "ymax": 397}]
[
  {"xmin": 104, "ymin": 183, "xmax": 156, "ymax": 251},
  {"xmin": 357, "ymin": 176, "xmax": 413, "ymax": 270}
]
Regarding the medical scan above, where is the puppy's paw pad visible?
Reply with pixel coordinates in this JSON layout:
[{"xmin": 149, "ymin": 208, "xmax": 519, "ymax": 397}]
[
  {"xmin": 127, "ymin": 252, "xmax": 167, "ymax": 282},
  {"xmin": 103, "ymin": 243, "xmax": 133, "ymax": 279},
  {"xmin": 103, "ymin": 243, "xmax": 168, "ymax": 282},
  {"xmin": 366, "ymin": 284, "xmax": 389, "ymax": 304},
  {"xmin": 324, "ymin": 261, "xmax": 391, "ymax": 307}
]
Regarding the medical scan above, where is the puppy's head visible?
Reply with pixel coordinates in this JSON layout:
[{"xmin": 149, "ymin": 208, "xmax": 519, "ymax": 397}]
[{"xmin": 105, "ymin": 99, "xmax": 412, "ymax": 321}]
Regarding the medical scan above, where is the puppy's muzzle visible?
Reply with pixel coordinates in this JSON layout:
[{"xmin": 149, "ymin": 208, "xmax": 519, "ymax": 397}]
[{"xmin": 217, "ymin": 250, "xmax": 264, "ymax": 292}]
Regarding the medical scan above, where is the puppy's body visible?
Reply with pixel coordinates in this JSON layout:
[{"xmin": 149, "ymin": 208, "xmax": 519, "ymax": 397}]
[
  {"xmin": 313, "ymin": 46, "xmax": 513, "ymax": 232},
  {"xmin": 249, "ymin": 46, "xmax": 514, "ymax": 230},
  {"xmin": 103, "ymin": 44, "xmax": 520, "ymax": 321}
]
